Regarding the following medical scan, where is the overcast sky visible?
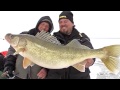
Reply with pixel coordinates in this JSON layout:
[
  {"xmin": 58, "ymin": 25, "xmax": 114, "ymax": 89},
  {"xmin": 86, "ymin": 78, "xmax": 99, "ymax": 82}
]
[{"xmin": 0, "ymin": 11, "xmax": 120, "ymax": 51}]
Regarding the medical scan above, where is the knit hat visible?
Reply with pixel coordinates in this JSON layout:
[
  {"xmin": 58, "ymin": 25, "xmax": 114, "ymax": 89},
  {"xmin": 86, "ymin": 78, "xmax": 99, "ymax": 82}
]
[{"xmin": 59, "ymin": 11, "xmax": 74, "ymax": 24}]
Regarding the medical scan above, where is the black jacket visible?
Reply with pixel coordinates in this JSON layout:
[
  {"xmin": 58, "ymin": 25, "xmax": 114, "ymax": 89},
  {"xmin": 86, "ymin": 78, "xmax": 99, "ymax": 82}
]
[{"xmin": 46, "ymin": 28, "xmax": 95, "ymax": 79}]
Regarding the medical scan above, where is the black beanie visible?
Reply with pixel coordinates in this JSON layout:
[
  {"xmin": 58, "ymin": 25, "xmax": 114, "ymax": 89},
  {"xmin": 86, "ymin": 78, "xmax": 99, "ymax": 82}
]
[{"xmin": 59, "ymin": 11, "xmax": 74, "ymax": 24}]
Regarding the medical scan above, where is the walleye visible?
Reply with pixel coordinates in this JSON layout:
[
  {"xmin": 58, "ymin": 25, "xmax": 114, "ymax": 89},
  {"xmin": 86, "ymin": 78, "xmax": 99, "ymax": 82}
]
[{"xmin": 5, "ymin": 30, "xmax": 120, "ymax": 74}]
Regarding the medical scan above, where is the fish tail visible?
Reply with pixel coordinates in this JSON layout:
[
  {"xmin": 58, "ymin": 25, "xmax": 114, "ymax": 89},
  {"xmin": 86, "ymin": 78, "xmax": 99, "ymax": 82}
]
[{"xmin": 100, "ymin": 45, "xmax": 120, "ymax": 74}]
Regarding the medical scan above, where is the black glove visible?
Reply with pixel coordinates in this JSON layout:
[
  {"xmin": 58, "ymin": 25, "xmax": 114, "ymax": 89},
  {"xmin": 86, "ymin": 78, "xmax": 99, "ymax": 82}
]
[
  {"xmin": 3, "ymin": 66, "xmax": 14, "ymax": 77},
  {"xmin": 3, "ymin": 55, "xmax": 17, "ymax": 77}
]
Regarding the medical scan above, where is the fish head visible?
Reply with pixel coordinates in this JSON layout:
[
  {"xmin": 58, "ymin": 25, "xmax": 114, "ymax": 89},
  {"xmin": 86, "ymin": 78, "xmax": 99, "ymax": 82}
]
[
  {"xmin": 5, "ymin": 33, "xmax": 20, "ymax": 47},
  {"xmin": 5, "ymin": 33, "xmax": 27, "ymax": 50}
]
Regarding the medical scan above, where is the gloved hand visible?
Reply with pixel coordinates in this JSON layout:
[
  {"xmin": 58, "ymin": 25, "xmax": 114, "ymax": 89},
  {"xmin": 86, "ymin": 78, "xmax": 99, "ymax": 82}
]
[
  {"xmin": 2, "ymin": 55, "xmax": 17, "ymax": 78},
  {"xmin": 3, "ymin": 66, "xmax": 14, "ymax": 77}
]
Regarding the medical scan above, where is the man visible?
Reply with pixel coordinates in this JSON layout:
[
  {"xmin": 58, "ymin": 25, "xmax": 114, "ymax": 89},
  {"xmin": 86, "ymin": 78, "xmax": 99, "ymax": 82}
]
[
  {"xmin": 46, "ymin": 11, "xmax": 95, "ymax": 79},
  {"xmin": 2, "ymin": 16, "xmax": 54, "ymax": 79}
]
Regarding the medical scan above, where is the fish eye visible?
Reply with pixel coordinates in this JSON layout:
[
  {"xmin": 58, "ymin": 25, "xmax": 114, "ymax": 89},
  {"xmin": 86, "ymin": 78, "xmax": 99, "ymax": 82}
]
[{"xmin": 10, "ymin": 35, "xmax": 14, "ymax": 39}]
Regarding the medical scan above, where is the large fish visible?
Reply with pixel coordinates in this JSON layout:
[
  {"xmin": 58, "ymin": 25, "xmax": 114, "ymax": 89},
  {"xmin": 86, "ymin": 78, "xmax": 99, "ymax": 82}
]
[{"xmin": 5, "ymin": 30, "xmax": 120, "ymax": 74}]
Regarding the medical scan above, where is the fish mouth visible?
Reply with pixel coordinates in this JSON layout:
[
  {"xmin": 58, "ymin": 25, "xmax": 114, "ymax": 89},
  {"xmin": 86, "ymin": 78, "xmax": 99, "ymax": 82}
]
[{"xmin": 5, "ymin": 33, "xmax": 12, "ymax": 43}]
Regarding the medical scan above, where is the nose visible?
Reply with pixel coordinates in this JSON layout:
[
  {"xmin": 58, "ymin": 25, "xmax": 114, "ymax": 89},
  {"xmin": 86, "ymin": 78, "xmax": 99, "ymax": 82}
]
[{"xmin": 42, "ymin": 26, "xmax": 46, "ymax": 30}]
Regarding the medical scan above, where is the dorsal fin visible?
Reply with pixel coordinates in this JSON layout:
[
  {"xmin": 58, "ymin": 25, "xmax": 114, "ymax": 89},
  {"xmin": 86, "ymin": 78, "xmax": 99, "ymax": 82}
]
[
  {"xmin": 66, "ymin": 39, "xmax": 90, "ymax": 49},
  {"xmin": 35, "ymin": 30, "xmax": 61, "ymax": 45}
]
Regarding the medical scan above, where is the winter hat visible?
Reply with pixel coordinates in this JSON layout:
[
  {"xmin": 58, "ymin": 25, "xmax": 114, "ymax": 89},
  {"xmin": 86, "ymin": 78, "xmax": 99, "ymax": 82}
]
[{"xmin": 59, "ymin": 11, "xmax": 74, "ymax": 24}]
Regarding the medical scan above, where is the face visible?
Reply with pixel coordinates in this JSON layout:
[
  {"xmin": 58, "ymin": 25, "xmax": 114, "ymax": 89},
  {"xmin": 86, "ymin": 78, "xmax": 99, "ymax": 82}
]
[
  {"xmin": 59, "ymin": 19, "xmax": 74, "ymax": 35},
  {"xmin": 38, "ymin": 22, "xmax": 50, "ymax": 32}
]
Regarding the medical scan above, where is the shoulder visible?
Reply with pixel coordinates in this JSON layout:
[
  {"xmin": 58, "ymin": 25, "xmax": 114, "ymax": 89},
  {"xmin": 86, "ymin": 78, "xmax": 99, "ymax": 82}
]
[
  {"xmin": 20, "ymin": 31, "xmax": 29, "ymax": 34},
  {"xmin": 73, "ymin": 28, "xmax": 90, "ymax": 41},
  {"xmin": 53, "ymin": 31, "xmax": 60, "ymax": 36},
  {"xmin": 53, "ymin": 31, "xmax": 59, "ymax": 35},
  {"xmin": 79, "ymin": 33, "xmax": 90, "ymax": 41},
  {"xmin": 20, "ymin": 28, "xmax": 37, "ymax": 35}
]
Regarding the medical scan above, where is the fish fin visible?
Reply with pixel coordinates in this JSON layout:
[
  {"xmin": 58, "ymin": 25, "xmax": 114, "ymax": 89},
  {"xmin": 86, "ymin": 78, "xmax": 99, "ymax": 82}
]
[
  {"xmin": 66, "ymin": 39, "xmax": 90, "ymax": 49},
  {"xmin": 23, "ymin": 57, "xmax": 34, "ymax": 69},
  {"xmin": 72, "ymin": 60, "xmax": 87, "ymax": 72},
  {"xmin": 99, "ymin": 45, "xmax": 120, "ymax": 74},
  {"xmin": 13, "ymin": 48, "xmax": 25, "ymax": 55},
  {"xmin": 35, "ymin": 30, "xmax": 61, "ymax": 45}
]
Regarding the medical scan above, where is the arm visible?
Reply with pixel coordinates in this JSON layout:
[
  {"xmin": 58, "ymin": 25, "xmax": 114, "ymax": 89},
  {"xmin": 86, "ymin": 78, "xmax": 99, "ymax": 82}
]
[
  {"xmin": 6, "ymin": 46, "xmax": 16, "ymax": 56},
  {"xmin": 2, "ymin": 46, "xmax": 17, "ymax": 77}
]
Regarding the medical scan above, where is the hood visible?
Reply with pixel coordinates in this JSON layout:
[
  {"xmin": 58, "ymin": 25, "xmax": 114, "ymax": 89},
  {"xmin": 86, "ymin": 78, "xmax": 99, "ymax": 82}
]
[{"xmin": 35, "ymin": 16, "xmax": 54, "ymax": 33}]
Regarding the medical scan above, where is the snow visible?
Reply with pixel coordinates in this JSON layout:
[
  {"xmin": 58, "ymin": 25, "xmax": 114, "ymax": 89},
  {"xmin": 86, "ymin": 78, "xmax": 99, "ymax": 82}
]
[
  {"xmin": 90, "ymin": 59, "xmax": 120, "ymax": 79},
  {"xmin": 89, "ymin": 39, "xmax": 120, "ymax": 79}
]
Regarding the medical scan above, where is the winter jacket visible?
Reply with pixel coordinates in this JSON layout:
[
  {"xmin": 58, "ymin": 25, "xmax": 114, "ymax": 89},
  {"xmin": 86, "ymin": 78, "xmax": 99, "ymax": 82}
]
[
  {"xmin": 46, "ymin": 28, "xmax": 95, "ymax": 79},
  {"xmin": 4, "ymin": 16, "xmax": 54, "ymax": 79}
]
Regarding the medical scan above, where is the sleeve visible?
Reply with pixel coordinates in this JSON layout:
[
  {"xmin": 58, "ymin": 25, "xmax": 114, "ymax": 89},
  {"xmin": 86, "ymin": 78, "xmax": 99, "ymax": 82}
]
[
  {"xmin": 4, "ymin": 55, "xmax": 17, "ymax": 68},
  {"xmin": 6, "ymin": 46, "xmax": 16, "ymax": 56},
  {"xmin": 4, "ymin": 45, "xmax": 17, "ymax": 70}
]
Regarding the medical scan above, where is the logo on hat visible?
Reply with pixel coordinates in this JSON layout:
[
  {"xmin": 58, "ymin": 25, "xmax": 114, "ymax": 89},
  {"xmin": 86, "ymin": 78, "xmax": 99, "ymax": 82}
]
[{"xmin": 59, "ymin": 16, "xmax": 67, "ymax": 19}]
